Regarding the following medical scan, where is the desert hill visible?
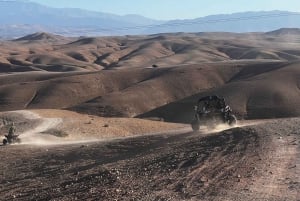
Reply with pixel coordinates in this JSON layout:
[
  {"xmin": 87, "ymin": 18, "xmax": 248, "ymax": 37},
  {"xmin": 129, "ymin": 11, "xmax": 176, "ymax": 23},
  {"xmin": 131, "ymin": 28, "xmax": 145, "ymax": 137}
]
[
  {"xmin": 0, "ymin": 63, "xmax": 239, "ymax": 114},
  {"xmin": 138, "ymin": 61, "xmax": 300, "ymax": 122},
  {"xmin": 265, "ymin": 28, "xmax": 300, "ymax": 36},
  {"xmin": 14, "ymin": 32, "xmax": 69, "ymax": 42},
  {"xmin": 1, "ymin": 29, "xmax": 300, "ymax": 72},
  {"xmin": 0, "ymin": 30, "xmax": 299, "ymax": 121}
]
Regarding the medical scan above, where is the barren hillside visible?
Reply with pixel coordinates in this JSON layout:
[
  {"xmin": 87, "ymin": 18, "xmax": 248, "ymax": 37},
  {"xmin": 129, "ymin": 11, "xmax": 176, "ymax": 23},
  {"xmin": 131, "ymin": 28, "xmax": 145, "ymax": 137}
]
[{"xmin": 0, "ymin": 30, "xmax": 299, "ymax": 121}]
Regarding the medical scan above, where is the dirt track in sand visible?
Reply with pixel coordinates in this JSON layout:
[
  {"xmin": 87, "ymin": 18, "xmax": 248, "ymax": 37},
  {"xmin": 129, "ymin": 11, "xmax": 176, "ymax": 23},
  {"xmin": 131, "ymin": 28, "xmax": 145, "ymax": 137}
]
[
  {"xmin": 0, "ymin": 111, "xmax": 298, "ymax": 201},
  {"xmin": 0, "ymin": 110, "xmax": 187, "ymax": 145}
]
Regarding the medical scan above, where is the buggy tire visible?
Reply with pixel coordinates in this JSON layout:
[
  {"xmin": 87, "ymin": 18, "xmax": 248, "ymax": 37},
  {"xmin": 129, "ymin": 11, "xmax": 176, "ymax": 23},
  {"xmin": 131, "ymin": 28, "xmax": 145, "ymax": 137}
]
[
  {"xmin": 191, "ymin": 119, "xmax": 200, "ymax": 131},
  {"xmin": 3, "ymin": 139, "xmax": 8, "ymax": 145},
  {"xmin": 228, "ymin": 114, "xmax": 237, "ymax": 126}
]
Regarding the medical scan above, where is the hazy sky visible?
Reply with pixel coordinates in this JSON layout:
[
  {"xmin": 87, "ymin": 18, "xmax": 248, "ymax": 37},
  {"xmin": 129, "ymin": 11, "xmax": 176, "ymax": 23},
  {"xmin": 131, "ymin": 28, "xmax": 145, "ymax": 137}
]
[{"xmin": 28, "ymin": 0, "xmax": 300, "ymax": 20}]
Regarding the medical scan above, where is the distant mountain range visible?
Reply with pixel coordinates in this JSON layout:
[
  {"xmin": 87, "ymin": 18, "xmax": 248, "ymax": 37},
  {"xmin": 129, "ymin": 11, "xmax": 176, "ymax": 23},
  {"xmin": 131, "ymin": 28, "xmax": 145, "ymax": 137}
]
[
  {"xmin": 145, "ymin": 11, "xmax": 300, "ymax": 34},
  {"xmin": 0, "ymin": 0, "xmax": 163, "ymax": 38},
  {"xmin": 1, "ymin": 0, "xmax": 300, "ymax": 38}
]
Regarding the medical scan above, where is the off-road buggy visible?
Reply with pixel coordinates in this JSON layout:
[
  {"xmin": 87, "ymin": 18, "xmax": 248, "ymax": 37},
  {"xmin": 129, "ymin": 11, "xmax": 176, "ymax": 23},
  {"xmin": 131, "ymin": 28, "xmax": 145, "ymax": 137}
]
[
  {"xmin": 191, "ymin": 95, "xmax": 237, "ymax": 131},
  {"xmin": 2, "ymin": 134, "xmax": 21, "ymax": 145}
]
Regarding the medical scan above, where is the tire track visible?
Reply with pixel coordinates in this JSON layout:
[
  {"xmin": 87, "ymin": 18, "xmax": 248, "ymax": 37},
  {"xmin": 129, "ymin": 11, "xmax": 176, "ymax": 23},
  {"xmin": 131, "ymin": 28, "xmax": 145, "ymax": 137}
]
[{"xmin": 13, "ymin": 110, "xmax": 63, "ymax": 145}]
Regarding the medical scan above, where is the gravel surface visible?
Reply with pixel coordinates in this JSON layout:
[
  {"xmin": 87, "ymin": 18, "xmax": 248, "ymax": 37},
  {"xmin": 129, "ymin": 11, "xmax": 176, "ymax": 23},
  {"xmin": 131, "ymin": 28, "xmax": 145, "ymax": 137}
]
[{"xmin": 0, "ymin": 111, "xmax": 299, "ymax": 201}]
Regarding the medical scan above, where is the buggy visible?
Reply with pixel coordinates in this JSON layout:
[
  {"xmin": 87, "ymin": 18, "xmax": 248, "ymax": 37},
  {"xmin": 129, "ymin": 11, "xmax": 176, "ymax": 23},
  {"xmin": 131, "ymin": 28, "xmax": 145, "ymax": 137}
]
[{"xmin": 191, "ymin": 95, "xmax": 237, "ymax": 131}]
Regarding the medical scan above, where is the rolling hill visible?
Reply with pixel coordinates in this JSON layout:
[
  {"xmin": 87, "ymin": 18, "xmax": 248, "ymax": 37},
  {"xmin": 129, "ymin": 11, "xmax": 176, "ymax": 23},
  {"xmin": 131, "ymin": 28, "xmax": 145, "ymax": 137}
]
[{"xmin": 0, "ymin": 29, "xmax": 300, "ymax": 121}]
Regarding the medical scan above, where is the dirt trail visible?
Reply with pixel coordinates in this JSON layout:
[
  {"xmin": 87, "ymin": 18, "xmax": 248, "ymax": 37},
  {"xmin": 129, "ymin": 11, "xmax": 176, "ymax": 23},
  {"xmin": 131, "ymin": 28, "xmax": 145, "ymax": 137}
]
[
  {"xmin": 16, "ymin": 110, "xmax": 189, "ymax": 145},
  {"xmin": 8, "ymin": 110, "xmax": 254, "ymax": 146},
  {"xmin": 248, "ymin": 121, "xmax": 300, "ymax": 200},
  {"xmin": 0, "ymin": 116, "xmax": 298, "ymax": 200},
  {"xmin": 13, "ymin": 110, "xmax": 65, "ymax": 145}
]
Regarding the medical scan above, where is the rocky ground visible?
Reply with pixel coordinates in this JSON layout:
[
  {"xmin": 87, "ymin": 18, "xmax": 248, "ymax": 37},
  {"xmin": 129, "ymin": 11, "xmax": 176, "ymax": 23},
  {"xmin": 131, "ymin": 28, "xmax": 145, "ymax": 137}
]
[{"xmin": 0, "ymin": 111, "xmax": 298, "ymax": 200}]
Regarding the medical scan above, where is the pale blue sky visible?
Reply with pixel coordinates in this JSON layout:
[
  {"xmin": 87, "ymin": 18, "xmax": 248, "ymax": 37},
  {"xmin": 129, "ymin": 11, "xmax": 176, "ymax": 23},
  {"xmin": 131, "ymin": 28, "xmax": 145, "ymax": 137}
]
[{"xmin": 29, "ymin": 0, "xmax": 300, "ymax": 20}]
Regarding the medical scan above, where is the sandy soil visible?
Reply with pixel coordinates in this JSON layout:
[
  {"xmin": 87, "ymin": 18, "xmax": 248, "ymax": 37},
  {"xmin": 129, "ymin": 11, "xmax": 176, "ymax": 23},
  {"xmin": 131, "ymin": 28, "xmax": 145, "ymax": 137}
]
[
  {"xmin": 0, "ymin": 110, "xmax": 298, "ymax": 200},
  {"xmin": 0, "ymin": 110, "xmax": 187, "ymax": 145}
]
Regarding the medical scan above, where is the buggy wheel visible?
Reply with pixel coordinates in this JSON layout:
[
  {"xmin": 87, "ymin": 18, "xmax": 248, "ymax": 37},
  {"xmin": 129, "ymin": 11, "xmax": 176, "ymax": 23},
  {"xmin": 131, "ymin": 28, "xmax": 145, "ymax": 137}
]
[
  {"xmin": 228, "ymin": 114, "xmax": 237, "ymax": 126},
  {"xmin": 191, "ymin": 119, "xmax": 200, "ymax": 131},
  {"xmin": 3, "ymin": 138, "xmax": 8, "ymax": 145}
]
